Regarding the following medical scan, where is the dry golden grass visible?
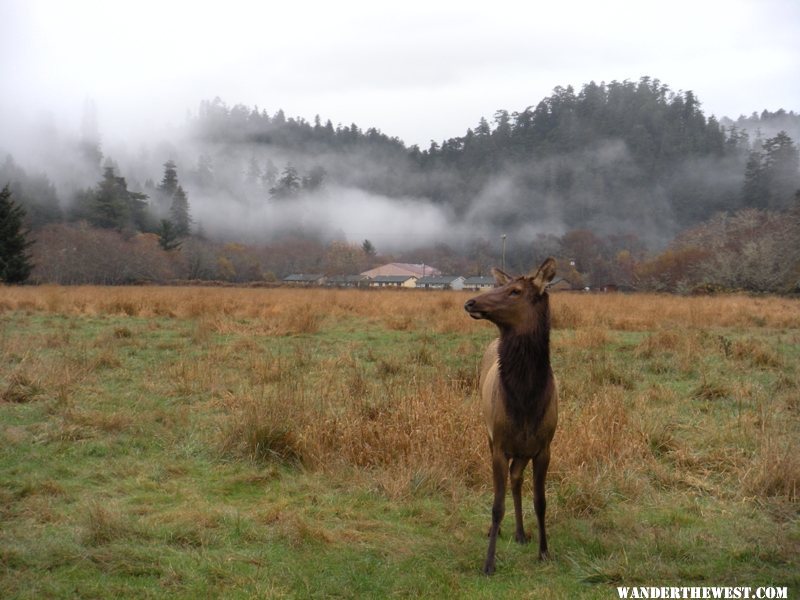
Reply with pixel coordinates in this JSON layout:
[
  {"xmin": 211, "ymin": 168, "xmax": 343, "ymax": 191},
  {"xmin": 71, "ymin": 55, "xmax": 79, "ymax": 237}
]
[
  {"xmin": 2, "ymin": 285, "xmax": 799, "ymax": 511},
  {"xmin": 747, "ymin": 435, "xmax": 799, "ymax": 502},
  {"xmin": 216, "ymin": 370, "xmax": 486, "ymax": 497},
  {"xmin": 550, "ymin": 386, "xmax": 651, "ymax": 516},
  {"xmin": 3, "ymin": 285, "xmax": 799, "ymax": 330},
  {"xmin": 1, "ymin": 372, "xmax": 43, "ymax": 403},
  {"xmin": 82, "ymin": 500, "xmax": 146, "ymax": 547},
  {"xmin": 551, "ymin": 292, "xmax": 800, "ymax": 330}
]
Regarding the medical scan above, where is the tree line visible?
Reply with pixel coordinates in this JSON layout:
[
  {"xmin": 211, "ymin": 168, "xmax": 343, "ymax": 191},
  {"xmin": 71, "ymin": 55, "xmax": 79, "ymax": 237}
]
[
  {"xmin": 193, "ymin": 79, "xmax": 800, "ymax": 231},
  {"xmin": 1, "ymin": 76, "xmax": 799, "ymax": 291}
]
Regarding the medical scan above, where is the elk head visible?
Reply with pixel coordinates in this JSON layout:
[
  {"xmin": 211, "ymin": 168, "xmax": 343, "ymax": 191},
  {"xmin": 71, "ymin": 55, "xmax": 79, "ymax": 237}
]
[{"xmin": 464, "ymin": 258, "xmax": 556, "ymax": 331}]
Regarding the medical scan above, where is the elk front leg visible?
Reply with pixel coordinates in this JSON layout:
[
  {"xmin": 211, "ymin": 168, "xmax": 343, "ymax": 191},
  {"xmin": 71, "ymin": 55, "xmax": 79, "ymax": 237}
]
[{"xmin": 483, "ymin": 449, "xmax": 509, "ymax": 575}]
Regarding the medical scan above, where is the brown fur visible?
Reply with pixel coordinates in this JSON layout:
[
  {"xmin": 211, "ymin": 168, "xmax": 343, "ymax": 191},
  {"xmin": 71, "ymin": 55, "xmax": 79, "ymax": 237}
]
[{"xmin": 464, "ymin": 257, "xmax": 558, "ymax": 575}]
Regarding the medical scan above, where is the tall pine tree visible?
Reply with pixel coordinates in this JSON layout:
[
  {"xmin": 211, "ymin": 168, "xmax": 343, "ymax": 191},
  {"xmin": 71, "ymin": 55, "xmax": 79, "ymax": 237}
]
[
  {"xmin": 159, "ymin": 160, "xmax": 179, "ymax": 197},
  {"xmin": 0, "ymin": 185, "xmax": 34, "ymax": 283},
  {"xmin": 158, "ymin": 219, "xmax": 182, "ymax": 251},
  {"xmin": 743, "ymin": 132, "xmax": 800, "ymax": 210},
  {"xmin": 169, "ymin": 185, "xmax": 192, "ymax": 237},
  {"xmin": 89, "ymin": 166, "xmax": 150, "ymax": 231},
  {"xmin": 269, "ymin": 164, "xmax": 301, "ymax": 199},
  {"xmin": 762, "ymin": 131, "xmax": 800, "ymax": 209}
]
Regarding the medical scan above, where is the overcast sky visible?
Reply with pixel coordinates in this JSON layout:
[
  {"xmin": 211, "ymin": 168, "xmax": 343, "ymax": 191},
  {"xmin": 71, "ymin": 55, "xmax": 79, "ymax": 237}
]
[{"xmin": 1, "ymin": 0, "xmax": 799, "ymax": 148}]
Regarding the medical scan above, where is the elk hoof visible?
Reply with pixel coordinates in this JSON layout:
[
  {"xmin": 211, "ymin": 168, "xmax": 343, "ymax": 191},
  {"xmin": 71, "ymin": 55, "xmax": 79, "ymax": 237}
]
[
  {"xmin": 482, "ymin": 561, "xmax": 496, "ymax": 576},
  {"xmin": 538, "ymin": 550, "xmax": 551, "ymax": 561},
  {"xmin": 515, "ymin": 531, "xmax": 531, "ymax": 544}
]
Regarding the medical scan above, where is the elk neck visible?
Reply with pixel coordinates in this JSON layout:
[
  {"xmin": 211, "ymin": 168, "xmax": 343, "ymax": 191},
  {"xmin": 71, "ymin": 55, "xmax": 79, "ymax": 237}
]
[{"xmin": 496, "ymin": 298, "xmax": 552, "ymax": 427}]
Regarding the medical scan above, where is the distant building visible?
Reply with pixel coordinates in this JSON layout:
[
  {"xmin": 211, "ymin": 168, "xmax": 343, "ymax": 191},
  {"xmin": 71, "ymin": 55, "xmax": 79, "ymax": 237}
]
[
  {"xmin": 599, "ymin": 282, "xmax": 635, "ymax": 293},
  {"xmin": 283, "ymin": 273, "xmax": 326, "ymax": 286},
  {"xmin": 416, "ymin": 275, "xmax": 465, "ymax": 290},
  {"xmin": 361, "ymin": 262, "xmax": 440, "ymax": 278},
  {"xmin": 463, "ymin": 276, "xmax": 496, "ymax": 291},
  {"xmin": 547, "ymin": 277, "xmax": 574, "ymax": 292},
  {"xmin": 325, "ymin": 275, "xmax": 369, "ymax": 288},
  {"xmin": 368, "ymin": 275, "xmax": 418, "ymax": 288}
]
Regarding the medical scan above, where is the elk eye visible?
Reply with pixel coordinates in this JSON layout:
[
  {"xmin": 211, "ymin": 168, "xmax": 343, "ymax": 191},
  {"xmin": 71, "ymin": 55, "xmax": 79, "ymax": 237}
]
[{"xmin": 509, "ymin": 288, "xmax": 521, "ymax": 297}]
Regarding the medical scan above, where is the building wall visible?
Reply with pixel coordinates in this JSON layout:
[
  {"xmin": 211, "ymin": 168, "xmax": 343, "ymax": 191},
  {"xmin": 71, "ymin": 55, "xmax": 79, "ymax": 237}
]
[
  {"xmin": 464, "ymin": 282, "xmax": 493, "ymax": 291},
  {"xmin": 368, "ymin": 279, "xmax": 417, "ymax": 288}
]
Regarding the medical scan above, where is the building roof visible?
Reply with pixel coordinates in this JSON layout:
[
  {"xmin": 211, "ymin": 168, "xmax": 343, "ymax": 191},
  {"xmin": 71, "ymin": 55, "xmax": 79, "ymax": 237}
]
[
  {"xmin": 361, "ymin": 262, "xmax": 440, "ymax": 278},
  {"xmin": 283, "ymin": 273, "xmax": 325, "ymax": 282},
  {"xmin": 547, "ymin": 277, "xmax": 573, "ymax": 289},
  {"xmin": 327, "ymin": 275, "xmax": 367, "ymax": 283},
  {"xmin": 417, "ymin": 275, "xmax": 465, "ymax": 285}
]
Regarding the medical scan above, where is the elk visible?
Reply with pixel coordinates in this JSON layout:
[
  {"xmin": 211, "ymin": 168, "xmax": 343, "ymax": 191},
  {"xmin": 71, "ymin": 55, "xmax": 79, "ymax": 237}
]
[{"xmin": 463, "ymin": 257, "xmax": 558, "ymax": 575}]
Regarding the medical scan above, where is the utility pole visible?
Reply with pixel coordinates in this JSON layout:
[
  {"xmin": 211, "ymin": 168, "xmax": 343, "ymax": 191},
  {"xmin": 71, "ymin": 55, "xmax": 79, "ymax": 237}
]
[{"xmin": 501, "ymin": 234, "xmax": 507, "ymax": 271}]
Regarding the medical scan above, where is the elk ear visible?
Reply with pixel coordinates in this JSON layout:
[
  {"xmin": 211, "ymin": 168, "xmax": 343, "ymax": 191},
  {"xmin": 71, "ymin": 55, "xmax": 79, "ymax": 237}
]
[
  {"xmin": 530, "ymin": 257, "xmax": 556, "ymax": 289},
  {"xmin": 491, "ymin": 267, "xmax": 513, "ymax": 286}
]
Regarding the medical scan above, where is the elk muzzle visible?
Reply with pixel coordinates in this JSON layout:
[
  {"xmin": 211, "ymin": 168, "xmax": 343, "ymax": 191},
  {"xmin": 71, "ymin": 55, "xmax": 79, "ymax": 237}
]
[{"xmin": 464, "ymin": 298, "xmax": 486, "ymax": 320}]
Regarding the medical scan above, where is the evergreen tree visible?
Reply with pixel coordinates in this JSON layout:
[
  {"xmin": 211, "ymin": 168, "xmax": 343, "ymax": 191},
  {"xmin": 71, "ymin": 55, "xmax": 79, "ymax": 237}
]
[
  {"xmin": 91, "ymin": 166, "xmax": 131, "ymax": 229},
  {"xmin": 724, "ymin": 126, "xmax": 750, "ymax": 157},
  {"xmin": 169, "ymin": 185, "xmax": 191, "ymax": 237},
  {"xmin": 158, "ymin": 219, "xmax": 182, "ymax": 251},
  {"xmin": 0, "ymin": 185, "xmax": 34, "ymax": 283},
  {"xmin": 0, "ymin": 156, "xmax": 62, "ymax": 227},
  {"xmin": 743, "ymin": 132, "xmax": 800, "ymax": 210},
  {"xmin": 475, "ymin": 117, "xmax": 491, "ymax": 137},
  {"xmin": 302, "ymin": 165, "xmax": 326, "ymax": 191},
  {"xmin": 269, "ymin": 164, "xmax": 301, "ymax": 200},
  {"xmin": 362, "ymin": 239, "xmax": 376, "ymax": 257},
  {"xmin": 762, "ymin": 131, "xmax": 800, "ymax": 209},
  {"xmin": 323, "ymin": 119, "xmax": 335, "ymax": 138},
  {"xmin": 89, "ymin": 166, "xmax": 149, "ymax": 231},
  {"xmin": 742, "ymin": 150, "xmax": 767, "ymax": 208},
  {"xmin": 159, "ymin": 160, "xmax": 179, "ymax": 197}
]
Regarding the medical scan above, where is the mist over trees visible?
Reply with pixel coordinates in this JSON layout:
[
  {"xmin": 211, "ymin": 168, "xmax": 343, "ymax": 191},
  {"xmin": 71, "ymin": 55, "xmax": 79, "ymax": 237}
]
[{"xmin": 1, "ymin": 76, "xmax": 799, "ymax": 291}]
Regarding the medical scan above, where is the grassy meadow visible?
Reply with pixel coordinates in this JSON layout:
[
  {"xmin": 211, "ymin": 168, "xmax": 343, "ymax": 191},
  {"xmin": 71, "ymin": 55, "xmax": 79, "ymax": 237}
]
[{"xmin": 1, "ymin": 286, "xmax": 798, "ymax": 598}]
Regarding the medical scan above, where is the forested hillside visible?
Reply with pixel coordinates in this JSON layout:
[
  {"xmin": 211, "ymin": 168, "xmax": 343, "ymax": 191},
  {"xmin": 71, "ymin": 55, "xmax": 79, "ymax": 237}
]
[
  {"xmin": 2, "ymin": 77, "xmax": 799, "ymax": 291},
  {"xmin": 193, "ymin": 79, "xmax": 800, "ymax": 232}
]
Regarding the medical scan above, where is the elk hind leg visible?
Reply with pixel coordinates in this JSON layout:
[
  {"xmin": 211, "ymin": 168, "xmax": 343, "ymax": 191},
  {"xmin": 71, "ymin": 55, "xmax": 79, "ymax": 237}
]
[{"xmin": 532, "ymin": 447, "xmax": 551, "ymax": 560}]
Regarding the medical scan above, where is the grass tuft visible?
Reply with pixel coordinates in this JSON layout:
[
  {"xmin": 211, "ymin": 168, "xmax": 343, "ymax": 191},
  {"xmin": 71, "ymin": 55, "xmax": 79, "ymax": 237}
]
[
  {"xmin": 82, "ymin": 502, "xmax": 141, "ymax": 546},
  {"xmin": 731, "ymin": 338, "xmax": 784, "ymax": 369},
  {"xmin": 746, "ymin": 436, "xmax": 800, "ymax": 502},
  {"xmin": 219, "ymin": 390, "xmax": 308, "ymax": 465},
  {"xmin": 1, "ymin": 372, "xmax": 42, "ymax": 403},
  {"xmin": 693, "ymin": 378, "xmax": 732, "ymax": 401}
]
